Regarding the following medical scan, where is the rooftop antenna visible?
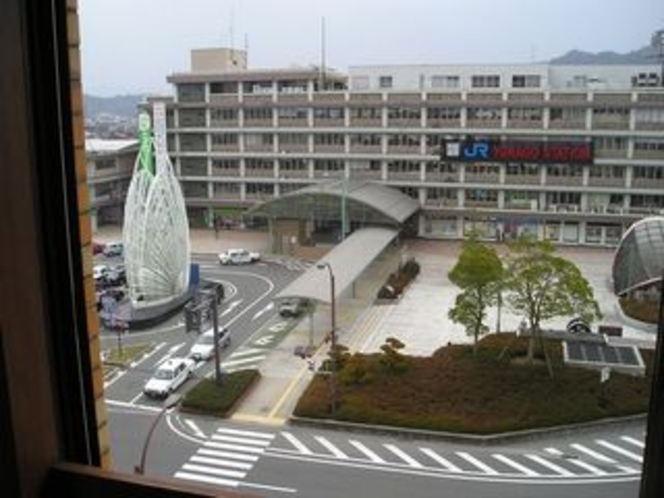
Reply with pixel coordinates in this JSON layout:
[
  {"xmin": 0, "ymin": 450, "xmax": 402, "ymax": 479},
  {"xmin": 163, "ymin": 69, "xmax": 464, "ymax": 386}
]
[
  {"xmin": 320, "ymin": 16, "xmax": 327, "ymax": 91},
  {"xmin": 244, "ymin": 33, "xmax": 248, "ymax": 66}
]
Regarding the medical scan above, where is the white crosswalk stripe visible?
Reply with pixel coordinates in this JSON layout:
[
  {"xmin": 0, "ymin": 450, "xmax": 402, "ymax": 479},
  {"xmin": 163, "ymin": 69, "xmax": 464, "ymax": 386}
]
[
  {"xmin": 419, "ymin": 448, "xmax": 463, "ymax": 472},
  {"xmin": 315, "ymin": 436, "xmax": 349, "ymax": 459},
  {"xmin": 569, "ymin": 443, "xmax": 617, "ymax": 463},
  {"xmin": 456, "ymin": 452, "xmax": 499, "ymax": 475},
  {"xmin": 281, "ymin": 432, "xmax": 313, "ymax": 455},
  {"xmin": 350, "ymin": 440, "xmax": 386, "ymax": 463},
  {"xmin": 384, "ymin": 444, "xmax": 423, "ymax": 468},
  {"xmin": 525, "ymin": 454, "xmax": 575, "ymax": 476},
  {"xmin": 620, "ymin": 436, "xmax": 645, "ymax": 449},
  {"xmin": 174, "ymin": 426, "xmax": 275, "ymax": 488},
  {"xmin": 596, "ymin": 440, "xmax": 643, "ymax": 463},
  {"xmin": 545, "ymin": 448, "xmax": 608, "ymax": 476},
  {"xmin": 492, "ymin": 454, "xmax": 540, "ymax": 476}
]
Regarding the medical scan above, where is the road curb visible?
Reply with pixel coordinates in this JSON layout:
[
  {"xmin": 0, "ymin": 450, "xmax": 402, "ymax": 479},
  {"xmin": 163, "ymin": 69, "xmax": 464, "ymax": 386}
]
[{"xmin": 288, "ymin": 413, "xmax": 647, "ymax": 446}]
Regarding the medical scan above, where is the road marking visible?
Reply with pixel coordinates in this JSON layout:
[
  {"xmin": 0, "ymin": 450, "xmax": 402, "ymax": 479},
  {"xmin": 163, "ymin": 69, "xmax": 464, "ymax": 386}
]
[
  {"xmin": 129, "ymin": 390, "xmax": 145, "ymax": 405},
  {"xmin": 204, "ymin": 441, "xmax": 266, "ymax": 454},
  {"xmin": 227, "ymin": 348, "xmax": 266, "ymax": 358},
  {"xmin": 419, "ymin": 448, "xmax": 462, "ymax": 472},
  {"xmin": 240, "ymin": 481, "xmax": 297, "ymax": 494},
  {"xmin": 596, "ymin": 440, "xmax": 643, "ymax": 463},
  {"xmin": 456, "ymin": 452, "xmax": 499, "ymax": 475},
  {"xmin": 492, "ymin": 454, "xmax": 540, "ymax": 476},
  {"xmin": 221, "ymin": 355, "xmax": 266, "ymax": 368},
  {"xmin": 221, "ymin": 299, "xmax": 243, "ymax": 317},
  {"xmin": 253, "ymin": 336, "xmax": 274, "ymax": 346},
  {"xmin": 191, "ymin": 455, "xmax": 253, "ymax": 470},
  {"xmin": 350, "ymin": 440, "xmax": 385, "ymax": 463},
  {"xmin": 211, "ymin": 434, "xmax": 272, "ymax": 447},
  {"xmin": 281, "ymin": 432, "xmax": 313, "ymax": 455},
  {"xmin": 384, "ymin": 444, "xmax": 423, "ymax": 468},
  {"xmin": 315, "ymin": 436, "xmax": 348, "ymax": 459},
  {"xmin": 199, "ymin": 448, "xmax": 260, "ymax": 462},
  {"xmin": 620, "ymin": 436, "xmax": 645, "ymax": 449},
  {"xmin": 525, "ymin": 454, "xmax": 574, "ymax": 476},
  {"xmin": 216, "ymin": 427, "xmax": 275, "ymax": 440},
  {"xmin": 175, "ymin": 471, "xmax": 238, "ymax": 488},
  {"xmin": 182, "ymin": 463, "xmax": 247, "ymax": 479},
  {"xmin": 103, "ymin": 341, "xmax": 167, "ymax": 389},
  {"xmin": 105, "ymin": 399, "xmax": 160, "ymax": 413},
  {"xmin": 546, "ymin": 447, "xmax": 619, "ymax": 476},
  {"xmin": 569, "ymin": 443, "xmax": 617, "ymax": 463},
  {"xmin": 268, "ymin": 322, "xmax": 289, "ymax": 333},
  {"xmin": 253, "ymin": 302, "xmax": 274, "ymax": 320},
  {"xmin": 184, "ymin": 419, "xmax": 206, "ymax": 439}
]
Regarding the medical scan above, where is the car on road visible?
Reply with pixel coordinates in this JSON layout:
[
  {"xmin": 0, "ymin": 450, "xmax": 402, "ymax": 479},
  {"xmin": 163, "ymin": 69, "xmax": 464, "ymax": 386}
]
[
  {"xmin": 103, "ymin": 241, "xmax": 124, "ymax": 258},
  {"xmin": 218, "ymin": 248, "xmax": 260, "ymax": 265},
  {"xmin": 188, "ymin": 328, "xmax": 231, "ymax": 362},
  {"xmin": 92, "ymin": 241, "xmax": 105, "ymax": 255},
  {"xmin": 106, "ymin": 265, "xmax": 126, "ymax": 286},
  {"xmin": 93, "ymin": 264, "xmax": 109, "ymax": 281},
  {"xmin": 278, "ymin": 298, "xmax": 305, "ymax": 318},
  {"xmin": 143, "ymin": 357, "xmax": 195, "ymax": 399}
]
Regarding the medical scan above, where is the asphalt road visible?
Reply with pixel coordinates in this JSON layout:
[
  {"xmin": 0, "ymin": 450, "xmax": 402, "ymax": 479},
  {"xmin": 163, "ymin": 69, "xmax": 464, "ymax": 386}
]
[
  {"xmin": 102, "ymin": 255, "xmax": 307, "ymax": 411},
  {"xmin": 107, "ymin": 408, "xmax": 645, "ymax": 498}
]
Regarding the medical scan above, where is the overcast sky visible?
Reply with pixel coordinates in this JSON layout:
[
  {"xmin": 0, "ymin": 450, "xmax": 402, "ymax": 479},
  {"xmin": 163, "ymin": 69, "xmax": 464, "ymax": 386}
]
[{"xmin": 79, "ymin": 0, "xmax": 663, "ymax": 96}]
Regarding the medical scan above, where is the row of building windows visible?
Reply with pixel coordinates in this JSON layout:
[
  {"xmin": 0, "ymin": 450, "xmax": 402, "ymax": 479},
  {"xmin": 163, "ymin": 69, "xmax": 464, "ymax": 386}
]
[
  {"xmin": 179, "ymin": 131, "xmax": 664, "ymax": 153},
  {"xmin": 178, "ymin": 106, "xmax": 664, "ymax": 128}
]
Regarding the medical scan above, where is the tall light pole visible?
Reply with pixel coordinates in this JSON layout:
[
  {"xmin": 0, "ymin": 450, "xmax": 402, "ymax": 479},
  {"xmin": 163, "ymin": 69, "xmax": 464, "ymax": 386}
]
[
  {"xmin": 134, "ymin": 393, "xmax": 181, "ymax": 475},
  {"xmin": 317, "ymin": 262, "xmax": 338, "ymax": 415}
]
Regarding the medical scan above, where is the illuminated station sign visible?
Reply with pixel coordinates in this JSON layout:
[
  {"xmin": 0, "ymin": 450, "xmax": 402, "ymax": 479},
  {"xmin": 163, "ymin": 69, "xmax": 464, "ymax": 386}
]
[{"xmin": 441, "ymin": 139, "xmax": 594, "ymax": 164}]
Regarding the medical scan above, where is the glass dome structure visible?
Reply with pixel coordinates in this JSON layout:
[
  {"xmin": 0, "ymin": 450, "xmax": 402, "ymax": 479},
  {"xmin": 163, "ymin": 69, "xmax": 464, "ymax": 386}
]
[{"xmin": 612, "ymin": 217, "xmax": 664, "ymax": 296}]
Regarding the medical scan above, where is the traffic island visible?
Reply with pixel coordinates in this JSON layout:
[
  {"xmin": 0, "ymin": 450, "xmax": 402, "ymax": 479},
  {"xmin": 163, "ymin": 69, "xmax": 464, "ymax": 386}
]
[{"xmin": 181, "ymin": 369, "xmax": 261, "ymax": 417}]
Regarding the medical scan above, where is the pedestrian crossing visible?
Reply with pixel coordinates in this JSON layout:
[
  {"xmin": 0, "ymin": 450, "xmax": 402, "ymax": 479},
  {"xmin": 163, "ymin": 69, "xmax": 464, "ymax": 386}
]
[
  {"xmin": 174, "ymin": 427, "xmax": 275, "ymax": 488},
  {"xmin": 271, "ymin": 431, "xmax": 645, "ymax": 480},
  {"xmin": 173, "ymin": 424, "xmax": 644, "ymax": 490},
  {"xmin": 219, "ymin": 347, "xmax": 267, "ymax": 373},
  {"xmin": 263, "ymin": 257, "xmax": 312, "ymax": 272}
]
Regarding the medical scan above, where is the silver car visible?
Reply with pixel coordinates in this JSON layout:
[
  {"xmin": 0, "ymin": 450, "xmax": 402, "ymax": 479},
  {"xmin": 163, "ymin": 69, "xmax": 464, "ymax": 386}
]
[{"xmin": 188, "ymin": 328, "xmax": 231, "ymax": 362}]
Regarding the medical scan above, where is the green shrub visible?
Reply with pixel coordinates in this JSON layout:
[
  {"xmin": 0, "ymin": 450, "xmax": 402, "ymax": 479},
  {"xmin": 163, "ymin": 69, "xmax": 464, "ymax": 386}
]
[{"xmin": 182, "ymin": 369, "xmax": 259, "ymax": 417}]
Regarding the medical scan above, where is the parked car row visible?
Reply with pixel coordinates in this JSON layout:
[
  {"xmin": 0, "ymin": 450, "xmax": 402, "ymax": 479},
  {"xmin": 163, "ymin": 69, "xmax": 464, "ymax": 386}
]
[{"xmin": 93, "ymin": 241, "xmax": 124, "ymax": 258}]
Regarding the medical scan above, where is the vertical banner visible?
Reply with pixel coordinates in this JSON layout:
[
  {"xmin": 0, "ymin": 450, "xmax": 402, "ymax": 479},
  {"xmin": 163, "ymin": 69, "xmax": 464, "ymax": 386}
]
[{"xmin": 153, "ymin": 101, "xmax": 167, "ymax": 170}]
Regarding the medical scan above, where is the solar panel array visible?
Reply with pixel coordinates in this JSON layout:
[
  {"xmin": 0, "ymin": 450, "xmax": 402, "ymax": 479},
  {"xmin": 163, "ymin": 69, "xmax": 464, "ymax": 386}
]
[{"xmin": 564, "ymin": 341, "xmax": 644, "ymax": 375}]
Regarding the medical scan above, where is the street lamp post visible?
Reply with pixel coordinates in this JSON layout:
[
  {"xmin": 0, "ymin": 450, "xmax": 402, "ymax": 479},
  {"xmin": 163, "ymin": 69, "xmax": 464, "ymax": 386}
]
[
  {"xmin": 134, "ymin": 393, "xmax": 181, "ymax": 475},
  {"xmin": 317, "ymin": 262, "xmax": 338, "ymax": 415}
]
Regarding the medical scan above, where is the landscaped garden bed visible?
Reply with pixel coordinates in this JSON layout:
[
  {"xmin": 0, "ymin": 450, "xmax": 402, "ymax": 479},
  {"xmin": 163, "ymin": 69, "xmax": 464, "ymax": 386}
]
[
  {"xmin": 182, "ymin": 369, "xmax": 260, "ymax": 417},
  {"xmin": 294, "ymin": 334, "xmax": 653, "ymax": 434}
]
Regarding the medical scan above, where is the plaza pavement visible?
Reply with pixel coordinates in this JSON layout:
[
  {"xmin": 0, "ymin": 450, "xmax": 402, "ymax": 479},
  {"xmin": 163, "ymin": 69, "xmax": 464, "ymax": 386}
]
[{"xmin": 94, "ymin": 227, "xmax": 657, "ymax": 424}]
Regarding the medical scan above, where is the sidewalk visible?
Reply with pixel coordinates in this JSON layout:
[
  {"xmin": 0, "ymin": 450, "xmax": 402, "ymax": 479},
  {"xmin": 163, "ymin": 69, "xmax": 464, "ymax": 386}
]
[{"xmin": 94, "ymin": 227, "xmax": 658, "ymax": 426}]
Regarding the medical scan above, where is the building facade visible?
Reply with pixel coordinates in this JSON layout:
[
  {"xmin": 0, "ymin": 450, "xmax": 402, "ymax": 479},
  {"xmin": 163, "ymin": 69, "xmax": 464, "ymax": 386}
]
[
  {"xmin": 160, "ymin": 48, "xmax": 664, "ymax": 246},
  {"xmin": 86, "ymin": 139, "xmax": 137, "ymax": 231}
]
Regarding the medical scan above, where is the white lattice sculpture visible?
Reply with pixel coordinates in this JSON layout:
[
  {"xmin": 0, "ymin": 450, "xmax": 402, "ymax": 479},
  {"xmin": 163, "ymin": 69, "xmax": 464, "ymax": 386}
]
[{"xmin": 122, "ymin": 105, "xmax": 190, "ymax": 308}]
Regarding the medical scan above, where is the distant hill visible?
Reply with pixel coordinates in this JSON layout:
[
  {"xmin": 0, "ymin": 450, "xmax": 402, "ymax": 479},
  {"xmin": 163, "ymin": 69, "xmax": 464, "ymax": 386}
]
[
  {"xmin": 550, "ymin": 45, "xmax": 659, "ymax": 65},
  {"xmin": 84, "ymin": 94, "xmax": 145, "ymax": 119}
]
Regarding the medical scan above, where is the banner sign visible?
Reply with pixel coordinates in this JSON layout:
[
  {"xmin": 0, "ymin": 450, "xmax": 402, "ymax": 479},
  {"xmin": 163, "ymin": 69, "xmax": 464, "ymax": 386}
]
[{"xmin": 441, "ymin": 139, "xmax": 593, "ymax": 164}]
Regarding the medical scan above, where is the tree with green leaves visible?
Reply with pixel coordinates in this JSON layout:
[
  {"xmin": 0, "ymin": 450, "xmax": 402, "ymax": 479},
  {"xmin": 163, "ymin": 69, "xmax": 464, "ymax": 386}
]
[
  {"xmin": 503, "ymin": 235, "xmax": 602, "ymax": 376},
  {"xmin": 448, "ymin": 239, "xmax": 504, "ymax": 355}
]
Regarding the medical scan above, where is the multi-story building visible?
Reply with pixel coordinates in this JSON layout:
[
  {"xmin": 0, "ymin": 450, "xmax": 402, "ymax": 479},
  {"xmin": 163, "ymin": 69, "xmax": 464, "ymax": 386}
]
[
  {"xmin": 86, "ymin": 139, "xmax": 137, "ymax": 231},
  {"xmin": 160, "ymin": 47, "xmax": 664, "ymax": 246}
]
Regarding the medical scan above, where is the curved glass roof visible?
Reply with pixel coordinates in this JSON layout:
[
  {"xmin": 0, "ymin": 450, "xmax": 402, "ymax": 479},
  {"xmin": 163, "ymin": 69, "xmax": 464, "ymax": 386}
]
[
  {"xmin": 612, "ymin": 217, "xmax": 664, "ymax": 295},
  {"xmin": 246, "ymin": 181, "xmax": 420, "ymax": 226}
]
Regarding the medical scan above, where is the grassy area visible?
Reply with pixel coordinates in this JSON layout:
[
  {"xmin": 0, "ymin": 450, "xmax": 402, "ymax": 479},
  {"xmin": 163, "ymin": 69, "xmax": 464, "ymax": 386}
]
[
  {"xmin": 294, "ymin": 334, "xmax": 653, "ymax": 434},
  {"xmin": 104, "ymin": 343, "xmax": 152, "ymax": 366},
  {"xmin": 102, "ymin": 343, "xmax": 152, "ymax": 377},
  {"xmin": 182, "ymin": 369, "xmax": 260, "ymax": 417}
]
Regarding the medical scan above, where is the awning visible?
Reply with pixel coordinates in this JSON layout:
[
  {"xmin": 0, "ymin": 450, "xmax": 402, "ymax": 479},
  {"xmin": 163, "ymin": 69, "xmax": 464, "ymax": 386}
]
[{"xmin": 275, "ymin": 227, "xmax": 399, "ymax": 304}]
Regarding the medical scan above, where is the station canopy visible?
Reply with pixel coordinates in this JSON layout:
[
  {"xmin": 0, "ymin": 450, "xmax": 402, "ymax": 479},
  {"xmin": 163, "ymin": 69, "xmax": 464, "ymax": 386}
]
[
  {"xmin": 246, "ymin": 180, "xmax": 420, "ymax": 226},
  {"xmin": 275, "ymin": 227, "xmax": 399, "ymax": 304},
  {"xmin": 612, "ymin": 217, "xmax": 664, "ymax": 295}
]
